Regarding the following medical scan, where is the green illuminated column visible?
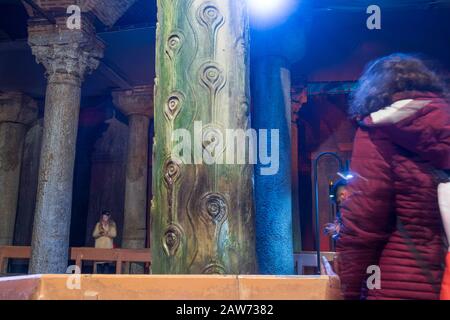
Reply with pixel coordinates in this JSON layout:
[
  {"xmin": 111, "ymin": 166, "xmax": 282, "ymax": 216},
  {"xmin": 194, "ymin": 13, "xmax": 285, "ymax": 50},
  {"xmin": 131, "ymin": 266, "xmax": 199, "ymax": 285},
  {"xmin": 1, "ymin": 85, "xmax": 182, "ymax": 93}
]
[{"xmin": 152, "ymin": 0, "xmax": 256, "ymax": 274}]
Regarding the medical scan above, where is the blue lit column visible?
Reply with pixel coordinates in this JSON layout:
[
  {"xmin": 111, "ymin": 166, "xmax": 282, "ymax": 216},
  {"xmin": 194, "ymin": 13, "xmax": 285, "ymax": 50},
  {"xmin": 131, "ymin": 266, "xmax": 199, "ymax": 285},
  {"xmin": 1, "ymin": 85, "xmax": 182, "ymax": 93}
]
[
  {"xmin": 251, "ymin": 17, "xmax": 305, "ymax": 275},
  {"xmin": 253, "ymin": 56, "xmax": 294, "ymax": 274}
]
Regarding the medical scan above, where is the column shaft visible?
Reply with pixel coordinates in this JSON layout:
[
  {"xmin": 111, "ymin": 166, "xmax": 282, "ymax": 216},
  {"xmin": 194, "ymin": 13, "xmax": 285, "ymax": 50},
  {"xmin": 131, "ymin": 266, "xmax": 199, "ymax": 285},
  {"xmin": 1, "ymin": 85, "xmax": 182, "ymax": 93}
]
[
  {"xmin": 253, "ymin": 56, "xmax": 294, "ymax": 275},
  {"xmin": 122, "ymin": 114, "xmax": 150, "ymax": 249},
  {"xmin": 0, "ymin": 123, "xmax": 26, "ymax": 245},
  {"xmin": 14, "ymin": 120, "xmax": 43, "ymax": 246},
  {"xmin": 112, "ymin": 87, "xmax": 153, "ymax": 257},
  {"xmin": 152, "ymin": 0, "xmax": 256, "ymax": 274},
  {"xmin": 29, "ymin": 78, "xmax": 82, "ymax": 274},
  {"xmin": 0, "ymin": 92, "xmax": 37, "ymax": 246}
]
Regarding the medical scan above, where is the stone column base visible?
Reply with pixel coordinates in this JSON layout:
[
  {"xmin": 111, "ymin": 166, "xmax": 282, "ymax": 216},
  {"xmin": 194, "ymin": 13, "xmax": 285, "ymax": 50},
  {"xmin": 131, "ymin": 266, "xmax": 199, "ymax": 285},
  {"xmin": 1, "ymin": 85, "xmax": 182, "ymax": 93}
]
[{"xmin": 0, "ymin": 275, "xmax": 342, "ymax": 300}]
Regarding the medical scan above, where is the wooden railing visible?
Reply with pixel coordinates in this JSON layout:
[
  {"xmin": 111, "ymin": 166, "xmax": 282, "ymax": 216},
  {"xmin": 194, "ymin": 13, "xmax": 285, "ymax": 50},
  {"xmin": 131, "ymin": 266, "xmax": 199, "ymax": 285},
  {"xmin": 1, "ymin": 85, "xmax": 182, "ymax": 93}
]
[
  {"xmin": 71, "ymin": 247, "xmax": 151, "ymax": 274},
  {"xmin": 1, "ymin": 246, "xmax": 335, "ymax": 276},
  {"xmin": 0, "ymin": 246, "xmax": 31, "ymax": 274},
  {"xmin": 0, "ymin": 246, "xmax": 151, "ymax": 275}
]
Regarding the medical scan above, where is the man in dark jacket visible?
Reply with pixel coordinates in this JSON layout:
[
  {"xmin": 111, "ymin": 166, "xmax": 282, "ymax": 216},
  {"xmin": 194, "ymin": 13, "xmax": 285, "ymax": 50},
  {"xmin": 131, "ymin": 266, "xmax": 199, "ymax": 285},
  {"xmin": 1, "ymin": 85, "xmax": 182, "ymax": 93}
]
[{"xmin": 337, "ymin": 53, "xmax": 450, "ymax": 300}]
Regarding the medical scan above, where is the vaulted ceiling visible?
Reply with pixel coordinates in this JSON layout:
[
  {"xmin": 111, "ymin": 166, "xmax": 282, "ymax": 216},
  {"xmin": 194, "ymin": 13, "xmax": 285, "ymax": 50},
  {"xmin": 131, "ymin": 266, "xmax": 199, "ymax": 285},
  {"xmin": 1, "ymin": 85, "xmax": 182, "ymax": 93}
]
[{"xmin": 0, "ymin": 0, "xmax": 449, "ymax": 103}]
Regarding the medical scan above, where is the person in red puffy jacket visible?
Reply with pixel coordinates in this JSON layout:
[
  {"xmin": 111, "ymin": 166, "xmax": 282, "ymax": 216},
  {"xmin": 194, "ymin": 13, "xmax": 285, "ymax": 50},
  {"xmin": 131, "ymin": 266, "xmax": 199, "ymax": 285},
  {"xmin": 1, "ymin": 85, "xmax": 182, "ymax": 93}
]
[{"xmin": 336, "ymin": 53, "xmax": 450, "ymax": 300}]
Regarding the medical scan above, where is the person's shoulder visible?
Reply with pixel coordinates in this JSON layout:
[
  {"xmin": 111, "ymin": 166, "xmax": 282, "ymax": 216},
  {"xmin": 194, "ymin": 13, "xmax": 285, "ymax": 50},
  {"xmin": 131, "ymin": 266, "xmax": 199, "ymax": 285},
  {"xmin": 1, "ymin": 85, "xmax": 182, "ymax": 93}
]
[{"xmin": 422, "ymin": 97, "xmax": 450, "ymax": 116}]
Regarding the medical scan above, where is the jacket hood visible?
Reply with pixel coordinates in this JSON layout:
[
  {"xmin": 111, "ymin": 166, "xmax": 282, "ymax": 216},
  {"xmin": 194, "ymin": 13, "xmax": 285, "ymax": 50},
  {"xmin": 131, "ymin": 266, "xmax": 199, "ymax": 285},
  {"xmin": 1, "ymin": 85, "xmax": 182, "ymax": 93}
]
[
  {"xmin": 361, "ymin": 91, "xmax": 441, "ymax": 127},
  {"xmin": 360, "ymin": 91, "xmax": 450, "ymax": 170}
]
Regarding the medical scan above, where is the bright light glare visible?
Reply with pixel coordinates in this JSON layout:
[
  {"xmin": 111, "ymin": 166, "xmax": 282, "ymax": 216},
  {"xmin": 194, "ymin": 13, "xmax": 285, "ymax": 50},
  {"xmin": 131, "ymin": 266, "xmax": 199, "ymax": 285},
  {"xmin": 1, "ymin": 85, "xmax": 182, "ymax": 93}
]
[
  {"xmin": 248, "ymin": 0, "xmax": 285, "ymax": 16},
  {"xmin": 337, "ymin": 172, "xmax": 355, "ymax": 181},
  {"xmin": 248, "ymin": 0, "xmax": 298, "ymax": 28}
]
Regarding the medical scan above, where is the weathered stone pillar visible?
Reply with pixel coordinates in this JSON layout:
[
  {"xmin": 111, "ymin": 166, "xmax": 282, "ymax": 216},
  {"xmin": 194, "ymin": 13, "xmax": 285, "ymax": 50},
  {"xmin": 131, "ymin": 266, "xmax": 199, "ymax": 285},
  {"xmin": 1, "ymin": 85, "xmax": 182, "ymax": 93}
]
[
  {"xmin": 152, "ymin": 0, "xmax": 256, "ymax": 274},
  {"xmin": 71, "ymin": 106, "xmax": 112, "ymax": 247},
  {"xmin": 112, "ymin": 86, "xmax": 153, "ymax": 253},
  {"xmin": 253, "ymin": 56, "xmax": 294, "ymax": 275},
  {"xmin": 14, "ymin": 119, "xmax": 44, "ymax": 246},
  {"xmin": 252, "ymin": 21, "xmax": 306, "ymax": 274},
  {"xmin": 0, "ymin": 92, "xmax": 38, "ymax": 246},
  {"xmin": 85, "ymin": 116, "xmax": 128, "ymax": 247},
  {"xmin": 27, "ymin": 17, "xmax": 104, "ymax": 274}
]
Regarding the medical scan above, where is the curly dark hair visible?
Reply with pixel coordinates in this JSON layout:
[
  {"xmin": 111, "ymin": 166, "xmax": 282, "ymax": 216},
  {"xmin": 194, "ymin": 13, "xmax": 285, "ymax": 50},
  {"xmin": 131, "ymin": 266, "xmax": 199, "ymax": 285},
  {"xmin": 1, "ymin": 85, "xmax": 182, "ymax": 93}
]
[{"xmin": 349, "ymin": 53, "xmax": 447, "ymax": 119}]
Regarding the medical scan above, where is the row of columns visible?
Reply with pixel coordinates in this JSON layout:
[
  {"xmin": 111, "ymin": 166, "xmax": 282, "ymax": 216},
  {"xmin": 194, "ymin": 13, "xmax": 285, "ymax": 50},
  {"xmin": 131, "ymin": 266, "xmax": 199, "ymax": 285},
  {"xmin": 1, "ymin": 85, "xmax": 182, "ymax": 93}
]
[
  {"xmin": 1, "ymin": 0, "xmax": 305, "ymax": 275},
  {"xmin": 0, "ymin": 13, "xmax": 152, "ymax": 273},
  {"xmin": 152, "ymin": 0, "xmax": 305, "ymax": 275}
]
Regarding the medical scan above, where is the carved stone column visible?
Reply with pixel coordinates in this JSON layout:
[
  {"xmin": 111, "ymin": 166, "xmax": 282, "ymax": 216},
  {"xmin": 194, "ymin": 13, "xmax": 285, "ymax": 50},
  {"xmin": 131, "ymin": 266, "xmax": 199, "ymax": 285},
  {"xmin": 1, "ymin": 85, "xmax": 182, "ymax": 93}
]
[
  {"xmin": 27, "ymin": 17, "xmax": 104, "ymax": 274},
  {"xmin": 0, "ymin": 92, "xmax": 38, "ymax": 246},
  {"xmin": 152, "ymin": 0, "xmax": 256, "ymax": 274},
  {"xmin": 85, "ymin": 116, "xmax": 128, "ymax": 247},
  {"xmin": 112, "ymin": 86, "xmax": 153, "ymax": 255}
]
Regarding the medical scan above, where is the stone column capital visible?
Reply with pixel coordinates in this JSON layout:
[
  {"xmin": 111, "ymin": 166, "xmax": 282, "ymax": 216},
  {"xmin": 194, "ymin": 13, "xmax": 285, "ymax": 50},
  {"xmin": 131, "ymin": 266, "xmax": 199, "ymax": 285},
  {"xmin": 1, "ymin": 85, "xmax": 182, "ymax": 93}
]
[
  {"xmin": 112, "ymin": 85, "xmax": 154, "ymax": 118},
  {"xmin": 0, "ymin": 92, "xmax": 38, "ymax": 125},
  {"xmin": 28, "ymin": 17, "xmax": 104, "ymax": 85},
  {"xmin": 24, "ymin": 1, "xmax": 137, "ymax": 27}
]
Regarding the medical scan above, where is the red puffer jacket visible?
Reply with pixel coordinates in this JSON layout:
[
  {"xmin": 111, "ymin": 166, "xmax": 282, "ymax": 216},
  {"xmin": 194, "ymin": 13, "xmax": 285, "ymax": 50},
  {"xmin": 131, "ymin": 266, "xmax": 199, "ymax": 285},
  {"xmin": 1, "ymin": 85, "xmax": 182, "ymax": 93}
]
[{"xmin": 337, "ymin": 91, "xmax": 450, "ymax": 300}]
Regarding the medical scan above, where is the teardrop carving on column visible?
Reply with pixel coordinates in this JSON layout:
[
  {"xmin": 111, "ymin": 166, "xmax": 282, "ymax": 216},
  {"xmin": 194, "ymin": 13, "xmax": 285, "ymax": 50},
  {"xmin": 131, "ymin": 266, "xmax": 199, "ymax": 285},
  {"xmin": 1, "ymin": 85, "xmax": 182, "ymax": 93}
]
[
  {"xmin": 163, "ymin": 157, "xmax": 182, "ymax": 222},
  {"xmin": 162, "ymin": 223, "xmax": 183, "ymax": 257},
  {"xmin": 163, "ymin": 158, "xmax": 182, "ymax": 187},
  {"xmin": 196, "ymin": 2, "xmax": 225, "ymax": 36},
  {"xmin": 165, "ymin": 31, "xmax": 184, "ymax": 60},
  {"xmin": 199, "ymin": 62, "xmax": 226, "ymax": 102},
  {"xmin": 202, "ymin": 262, "xmax": 226, "ymax": 274},
  {"xmin": 200, "ymin": 192, "xmax": 228, "ymax": 225},
  {"xmin": 164, "ymin": 91, "xmax": 184, "ymax": 121}
]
